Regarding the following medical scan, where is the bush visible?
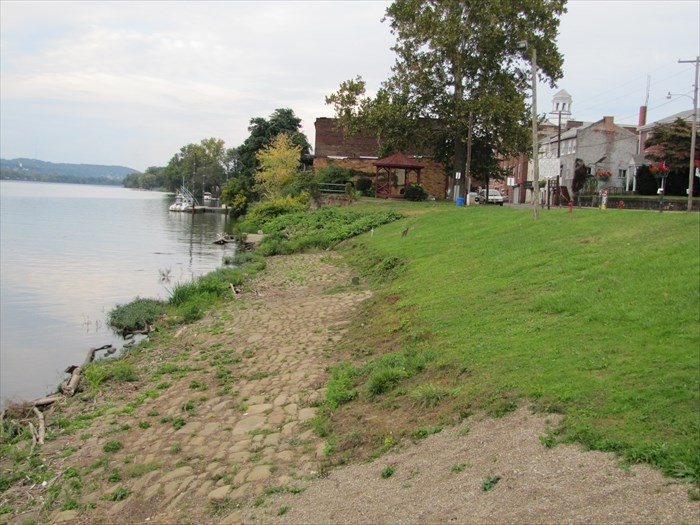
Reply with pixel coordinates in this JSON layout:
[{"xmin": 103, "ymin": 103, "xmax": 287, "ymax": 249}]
[
  {"xmin": 316, "ymin": 165, "xmax": 354, "ymax": 184},
  {"xmin": 355, "ymin": 177, "xmax": 374, "ymax": 196},
  {"xmin": 252, "ymin": 207, "xmax": 403, "ymax": 255},
  {"xmin": 404, "ymin": 183, "xmax": 428, "ymax": 201},
  {"xmin": 247, "ymin": 195, "xmax": 308, "ymax": 222},
  {"xmin": 108, "ymin": 298, "xmax": 164, "ymax": 332}
]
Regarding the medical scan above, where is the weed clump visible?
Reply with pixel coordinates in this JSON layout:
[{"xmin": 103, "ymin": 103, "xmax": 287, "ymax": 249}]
[{"xmin": 108, "ymin": 297, "xmax": 164, "ymax": 333}]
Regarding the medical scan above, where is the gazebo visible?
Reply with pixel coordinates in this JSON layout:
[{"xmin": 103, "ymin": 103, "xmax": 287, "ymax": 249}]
[{"xmin": 373, "ymin": 152, "xmax": 424, "ymax": 198}]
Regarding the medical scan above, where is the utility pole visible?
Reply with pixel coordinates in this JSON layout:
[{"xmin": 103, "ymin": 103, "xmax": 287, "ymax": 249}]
[
  {"xmin": 678, "ymin": 57, "xmax": 699, "ymax": 212},
  {"xmin": 531, "ymin": 46, "xmax": 540, "ymax": 221},
  {"xmin": 465, "ymin": 112, "xmax": 474, "ymax": 197}
]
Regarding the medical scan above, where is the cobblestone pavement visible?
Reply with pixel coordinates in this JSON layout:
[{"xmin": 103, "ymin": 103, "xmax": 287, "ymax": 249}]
[{"xmin": 41, "ymin": 253, "xmax": 369, "ymax": 525}]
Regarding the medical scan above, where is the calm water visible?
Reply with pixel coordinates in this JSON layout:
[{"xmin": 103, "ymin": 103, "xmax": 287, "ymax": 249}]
[{"xmin": 0, "ymin": 181, "xmax": 234, "ymax": 406}]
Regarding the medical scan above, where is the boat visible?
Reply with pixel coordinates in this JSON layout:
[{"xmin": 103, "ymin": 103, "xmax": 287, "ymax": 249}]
[
  {"xmin": 169, "ymin": 186, "xmax": 196, "ymax": 212},
  {"xmin": 203, "ymin": 192, "xmax": 213, "ymax": 205}
]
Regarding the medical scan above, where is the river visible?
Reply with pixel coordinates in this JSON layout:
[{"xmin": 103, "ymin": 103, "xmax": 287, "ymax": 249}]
[{"xmin": 0, "ymin": 180, "xmax": 235, "ymax": 407}]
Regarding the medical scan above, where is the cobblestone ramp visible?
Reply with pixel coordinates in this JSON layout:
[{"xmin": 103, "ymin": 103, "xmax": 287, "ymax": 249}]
[{"xmin": 47, "ymin": 253, "xmax": 369, "ymax": 525}]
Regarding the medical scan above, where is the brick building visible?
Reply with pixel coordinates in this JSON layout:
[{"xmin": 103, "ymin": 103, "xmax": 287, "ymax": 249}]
[{"xmin": 313, "ymin": 117, "xmax": 449, "ymax": 199}]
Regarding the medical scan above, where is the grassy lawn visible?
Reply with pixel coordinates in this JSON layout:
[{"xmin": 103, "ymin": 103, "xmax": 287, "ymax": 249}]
[{"xmin": 332, "ymin": 203, "xmax": 699, "ymax": 481}]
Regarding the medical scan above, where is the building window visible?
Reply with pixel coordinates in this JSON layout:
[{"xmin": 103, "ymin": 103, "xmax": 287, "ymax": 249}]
[
  {"xmin": 586, "ymin": 167, "xmax": 592, "ymax": 175},
  {"xmin": 618, "ymin": 169, "xmax": 626, "ymax": 178}
]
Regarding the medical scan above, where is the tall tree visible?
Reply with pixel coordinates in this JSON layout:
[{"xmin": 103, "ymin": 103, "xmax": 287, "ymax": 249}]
[
  {"xmin": 645, "ymin": 118, "xmax": 699, "ymax": 172},
  {"xmin": 235, "ymin": 108, "xmax": 311, "ymax": 180},
  {"xmin": 644, "ymin": 118, "xmax": 700, "ymax": 197},
  {"xmin": 328, "ymin": 0, "xmax": 566, "ymax": 189},
  {"xmin": 162, "ymin": 138, "xmax": 228, "ymax": 197}
]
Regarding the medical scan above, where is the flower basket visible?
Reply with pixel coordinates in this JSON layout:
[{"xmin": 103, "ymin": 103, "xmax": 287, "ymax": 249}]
[
  {"xmin": 595, "ymin": 170, "xmax": 612, "ymax": 182},
  {"xmin": 649, "ymin": 162, "xmax": 670, "ymax": 179}
]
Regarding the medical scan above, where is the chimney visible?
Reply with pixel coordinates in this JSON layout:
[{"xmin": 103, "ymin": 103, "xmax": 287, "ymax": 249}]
[
  {"xmin": 603, "ymin": 116, "xmax": 614, "ymax": 126},
  {"xmin": 638, "ymin": 106, "xmax": 647, "ymax": 127}
]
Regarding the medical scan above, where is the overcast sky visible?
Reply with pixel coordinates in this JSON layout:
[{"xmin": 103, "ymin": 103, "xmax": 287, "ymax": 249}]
[{"xmin": 1, "ymin": 0, "xmax": 698, "ymax": 171}]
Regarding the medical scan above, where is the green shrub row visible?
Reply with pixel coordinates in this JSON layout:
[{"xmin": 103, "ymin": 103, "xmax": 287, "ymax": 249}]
[{"xmin": 242, "ymin": 207, "xmax": 403, "ymax": 256}]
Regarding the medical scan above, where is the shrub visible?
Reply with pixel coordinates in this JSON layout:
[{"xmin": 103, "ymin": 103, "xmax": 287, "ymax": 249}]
[
  {"xmin": 316, "ymin": 165, "xmax": 354, "ymax": 184},
  {"xmin": 355, "ymin": 177, "xmax": 374, "ymax": 196},
  {"xmin": 404, "ymin": 183, "xmax": 428, "ymax": 201},
  {"xmin": 245, "ymin": 195, "xmax": 308, "ymax": 224}
]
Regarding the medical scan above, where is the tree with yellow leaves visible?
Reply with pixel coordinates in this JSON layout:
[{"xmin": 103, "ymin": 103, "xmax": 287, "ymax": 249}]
[{"xmin": 255, "ymin": 133, "xmax": 302, "ymax": 199}]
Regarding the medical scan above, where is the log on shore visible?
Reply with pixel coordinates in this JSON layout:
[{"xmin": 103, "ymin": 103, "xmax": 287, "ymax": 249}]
[{"xmin": 33, "ymin": 395, "xmax": 63, "ymax": 407}]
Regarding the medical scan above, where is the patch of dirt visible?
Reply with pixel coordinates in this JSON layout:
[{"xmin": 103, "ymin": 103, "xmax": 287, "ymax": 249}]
[{"xmin": 248, "ymin": 407, "xmax": 699, "ymax": 525}]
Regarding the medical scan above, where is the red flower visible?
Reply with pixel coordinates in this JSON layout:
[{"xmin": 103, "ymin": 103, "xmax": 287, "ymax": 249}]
[
  {"xmin": 595, "ymin": 170, "xmax": 612, "ymax": 178},
  {"xmin": 649, "ymin": 162, "xmax": 670, "ymax": 175}
]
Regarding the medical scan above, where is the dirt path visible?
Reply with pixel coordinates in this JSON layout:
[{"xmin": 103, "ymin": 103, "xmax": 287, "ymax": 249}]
[{"xmin": 8, "ymin": 252, "xmax": 698, "ymax": 525}]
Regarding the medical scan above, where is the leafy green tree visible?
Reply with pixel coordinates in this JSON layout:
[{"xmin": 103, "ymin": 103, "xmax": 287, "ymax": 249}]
[
  {"xmin": 327, "ymin": 0, "xmax": 566, "ymax": 190},
  {"xmin": 235, "ymin": 109, "xmax": 311, "ymax": 180},
  {"xmin": 162, "ymin": 138, "xmax": 229, "ymax": 198},
  {"xmin": 122, "ymin": 172, "xmax": 141, "ymax": 188}
]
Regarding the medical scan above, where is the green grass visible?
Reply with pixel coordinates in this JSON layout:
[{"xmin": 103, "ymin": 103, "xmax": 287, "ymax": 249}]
[
  {"xmin": 338, "ymin": 204, "xmax": 700, "ymax": 482},
  {"xmin": 82, "ymin": 360, "xmax": 137, "ymax": 393},
  {"xmin": 108, "ymin": 297, "xmax": 165, "ymax": 332}
]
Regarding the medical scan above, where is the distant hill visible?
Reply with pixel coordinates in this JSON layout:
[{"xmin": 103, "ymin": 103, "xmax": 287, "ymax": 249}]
[{"xmin": 0, "ymin": 158, "xmax": 139, "ymax": 185}]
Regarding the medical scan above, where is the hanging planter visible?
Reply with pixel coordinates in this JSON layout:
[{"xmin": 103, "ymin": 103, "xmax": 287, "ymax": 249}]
[
  {"xmin": 649, "ymin": 162, "xmax": 670, "ymax": 179},
  {"xmin": 649, "ymin": 162, "xmax": 671, "ymax": 212},
  {"xmin": 595, "ymin": 170, "xmax": 612, "ymax": 182}
]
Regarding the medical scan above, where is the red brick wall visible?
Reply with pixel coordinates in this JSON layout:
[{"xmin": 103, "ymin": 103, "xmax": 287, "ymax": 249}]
[
  {"xmin": 314, "ymin": 118, "xmax": 448, "ymax": 198},
  {"xmin": 314, "ymin": 157, "xmax": 447, "ymax": 199}
]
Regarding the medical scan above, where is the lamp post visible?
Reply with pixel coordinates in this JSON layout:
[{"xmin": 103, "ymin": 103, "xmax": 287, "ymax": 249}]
[
  {"xmin": 670, "ymin": 56, "xmax": 699, "ymax": 212},
  {"xmin": 518, "ymin": 40, "xmax": 539, "ymax": 221}
]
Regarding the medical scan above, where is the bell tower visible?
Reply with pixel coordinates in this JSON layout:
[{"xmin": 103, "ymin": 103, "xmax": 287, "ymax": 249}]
[{"xmin": 551, "ymin": 89, "xmax": 572, "ymax": 122}]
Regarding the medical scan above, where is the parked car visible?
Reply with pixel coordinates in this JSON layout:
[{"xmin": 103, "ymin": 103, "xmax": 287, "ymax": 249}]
[{"xmin": 477, "ymin": 189, "xmax": 505, "ymax": 206}]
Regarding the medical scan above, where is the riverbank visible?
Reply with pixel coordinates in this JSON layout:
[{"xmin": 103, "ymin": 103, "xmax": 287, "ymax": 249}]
[
  {"xmin": 1, "ymin": 250, "xmax": 698, "ymax": 525},
  {"xmin": 0, "ymin": 252, "xmax": 371, "ymax": 524}
]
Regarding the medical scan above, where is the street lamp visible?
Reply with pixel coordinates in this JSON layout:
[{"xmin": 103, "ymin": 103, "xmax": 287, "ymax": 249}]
[
  {"xmin": 667, "ymin": 55, "xmax": 699, "ymax": 212},
  {"xmin": 518, "ymin": 40, "xmax": 540, "ymax": 221}
]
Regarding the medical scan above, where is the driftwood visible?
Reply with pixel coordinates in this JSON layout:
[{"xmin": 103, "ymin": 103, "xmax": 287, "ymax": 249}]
[
  {"xmin": 33, "ymin": 395, "xmax": 63, "ymax": 407},
  {"xmin": 32, "ymin": 407, "xmax": 45, "ymax": 445},
  {"xmin": 122, "ymin": 326, "xmax": 151, "ymax": 337},
  {"xmin": 28, "ymin": 421, "xmax": 38, "ymax": 453},
  {"xmin": 61, "ymin": 344, "xmax": 116, "ymax": 397}
]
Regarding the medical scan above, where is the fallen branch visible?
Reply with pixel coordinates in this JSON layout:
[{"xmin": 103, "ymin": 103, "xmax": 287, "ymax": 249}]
[
  {"xmin": 63, "ymin": 366, "xmax": 82, "ymax": 397},
  {"xmin": 33, "ymin": 395, "xmax": 63, "ymax": 407},
  {"xmin": 32, "ymin": 407, "xmax": 45, "ymax": 445},
  {"xmin": 84, "ymin": 344, "xmax": 114, "ymax": 366},
  {"xmin": 27, "ymin": 421, "xmax": 37, "ymax": 455}
]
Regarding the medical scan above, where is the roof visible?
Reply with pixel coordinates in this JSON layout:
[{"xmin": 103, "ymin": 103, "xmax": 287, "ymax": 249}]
[
  {"xmin": 373, "ymin": 151, "xmax": 424, "ymax": 170},
  {"xmin": 639, "ymin": 109, "xmax": 695, "ymax": 132}
]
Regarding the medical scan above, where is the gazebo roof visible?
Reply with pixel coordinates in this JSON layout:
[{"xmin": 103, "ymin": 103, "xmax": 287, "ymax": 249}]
[{"xmin": 373, "ymin": 151, "xmax": 424, "ymax": 170}]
